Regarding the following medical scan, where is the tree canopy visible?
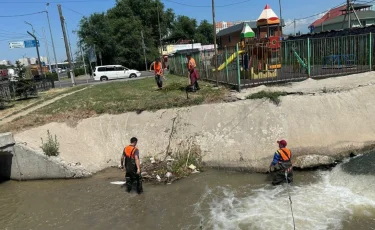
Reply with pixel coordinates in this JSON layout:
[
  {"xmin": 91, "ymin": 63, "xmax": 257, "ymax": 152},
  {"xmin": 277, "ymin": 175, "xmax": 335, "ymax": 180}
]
[{"xmin": 77, "ymin": 0, "xmax": 214, "ymax": 70}]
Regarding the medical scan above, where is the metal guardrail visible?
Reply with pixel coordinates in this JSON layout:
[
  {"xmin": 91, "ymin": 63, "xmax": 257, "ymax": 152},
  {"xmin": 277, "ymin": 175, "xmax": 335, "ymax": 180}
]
[{"xmin": 0, "ymin": 79, "xmax": 54, "ymax": 106}]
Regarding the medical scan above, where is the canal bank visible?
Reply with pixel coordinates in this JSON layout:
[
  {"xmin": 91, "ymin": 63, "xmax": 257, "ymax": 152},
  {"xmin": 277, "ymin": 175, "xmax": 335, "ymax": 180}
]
[{"xmin": 11, "ymin": 72, "xmax": 375, "ymax": 174}]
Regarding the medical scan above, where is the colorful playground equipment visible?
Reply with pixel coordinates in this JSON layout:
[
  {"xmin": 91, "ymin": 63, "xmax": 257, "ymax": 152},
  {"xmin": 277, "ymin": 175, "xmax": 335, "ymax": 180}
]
[
  {"xmin": 215, "ymin": 4, "xmax": 283, "ymax": 80},
  {"xmin": 291, "ymin": 47, "xmax": 308, "ymax": 73}
]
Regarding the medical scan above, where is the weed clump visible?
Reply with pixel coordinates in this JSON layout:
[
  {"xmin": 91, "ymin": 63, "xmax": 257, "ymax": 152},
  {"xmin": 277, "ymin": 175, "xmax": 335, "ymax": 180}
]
[
  {"xmin": 247, "ymin": 90, "xmax": 287, "ymax": 105},
  {"xmin": 40, "ymin": 130, "xmax": 60, "ymax": 157}
]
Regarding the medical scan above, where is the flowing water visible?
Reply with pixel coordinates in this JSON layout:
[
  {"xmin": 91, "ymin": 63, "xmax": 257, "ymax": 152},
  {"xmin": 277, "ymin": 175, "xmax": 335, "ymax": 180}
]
[{"xmin": 1, "ymin": 152, "xmax": 375, "ymax": 230}]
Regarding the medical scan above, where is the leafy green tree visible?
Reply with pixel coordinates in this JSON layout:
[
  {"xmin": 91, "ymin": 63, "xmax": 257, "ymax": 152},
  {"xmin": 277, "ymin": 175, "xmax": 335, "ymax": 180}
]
[
  {"xmin": 14, "ymin": 61, "xmax": 26, "ymax": 79},
  {"xmin": 169, "ymin": 16, "xmax": 197, "ymax": 41},
  {"xmin": 77, "ymin": 0, "xmax": 175, "ymax": 70},
  {"xmin": 195, "ymin": 20, "xmax": 214, "ymax": 45}
]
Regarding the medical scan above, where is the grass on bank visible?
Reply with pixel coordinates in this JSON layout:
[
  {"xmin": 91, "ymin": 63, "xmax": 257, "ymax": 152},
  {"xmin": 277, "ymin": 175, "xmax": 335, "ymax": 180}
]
[
  {"xmin": 247, "ymin": 90, "xmax": 287, "ymax": 105},
  {"xmin": 1, "ymin": 75, "xmax": 228, "ymax": 132}
]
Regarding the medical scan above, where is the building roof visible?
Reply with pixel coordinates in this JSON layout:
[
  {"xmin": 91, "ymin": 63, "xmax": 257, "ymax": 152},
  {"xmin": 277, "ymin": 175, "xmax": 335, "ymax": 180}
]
[
  {"xmin": 288, "ymin": 24, "xmax": 375, "ymax": 40},
  {"xmin": 310, "ymin": 4, "xmax": 373, "ymax": 28},
  {"xmin": 217, "ymin": 21, "xmax": 257, "ymax": 37},
  {"xmin": 314, "ymin": 11, "xmax": 375, "ymax": 28},
  {"xmin": 217, "ymin": 20, "xmax": 285, "ymax": 37}
]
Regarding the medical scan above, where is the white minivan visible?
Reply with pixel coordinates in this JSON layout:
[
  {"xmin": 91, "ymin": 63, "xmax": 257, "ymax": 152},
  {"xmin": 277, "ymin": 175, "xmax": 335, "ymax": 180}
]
[{"xmin": 93, "ymin": 65, "xmax": 141, "ymax": 81}]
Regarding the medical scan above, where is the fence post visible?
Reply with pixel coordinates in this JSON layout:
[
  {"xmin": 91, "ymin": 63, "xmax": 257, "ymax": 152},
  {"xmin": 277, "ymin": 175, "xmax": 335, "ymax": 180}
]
[
  {"xmin": 370, "ymin": 32, "xmax": 373, "ymax": 71},
  {"xmin": 236, "ymin": 43, "xmax": 241, "ymax": 92},
  {"xmin": 180, "ymin": 54, "xmax": 184, "ymax": 76},
  {"xmin": 225, "ymin": 46, "xmax": 229, "ymax": 83},
  {"xmin": 307, "ymin": 38, "xmax": 311, "ymax": 77}
]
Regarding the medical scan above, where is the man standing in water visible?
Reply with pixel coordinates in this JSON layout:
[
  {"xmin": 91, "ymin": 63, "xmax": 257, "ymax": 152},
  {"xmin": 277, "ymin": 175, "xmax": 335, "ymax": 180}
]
[
  {"xmin": 269, "ymin": 140, "xmax": 293, "ymax": 185},
  {"xmin": 186, "ymin": 54, "xmax": 200, "ymax": 92},
  {"xmin": 121, "ymin": 137, "xmax": 143, "ymax": 194},
  {"xmin": 150, "ymin": 58, "xmax": 163, "ymax": 90}
]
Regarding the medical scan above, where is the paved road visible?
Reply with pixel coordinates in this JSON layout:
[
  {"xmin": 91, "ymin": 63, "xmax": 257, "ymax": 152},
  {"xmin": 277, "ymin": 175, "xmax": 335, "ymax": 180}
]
[{"xmin": 55, "ymin": 71, "xmax": 155, "ymax": 88}]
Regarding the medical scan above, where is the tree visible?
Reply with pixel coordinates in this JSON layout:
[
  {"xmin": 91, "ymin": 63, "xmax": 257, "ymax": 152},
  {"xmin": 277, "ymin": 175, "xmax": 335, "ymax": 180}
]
[
  {"xmin": 14, "ymin": 61, "xmax": 26, "ymax": 79},
  {"xmin": 195, "ymin": 20, "xmax": 214, "ymax": 45},
  {"xmin": 77, "ymin": 0, "xmax": 175, "ymax": 70},
  {"xmin": 169, "ymin": 16, "xmax": 197, "ymax": 41}
]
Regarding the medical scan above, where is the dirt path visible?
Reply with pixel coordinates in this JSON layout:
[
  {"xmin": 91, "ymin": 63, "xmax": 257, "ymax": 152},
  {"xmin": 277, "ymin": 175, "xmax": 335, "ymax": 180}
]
[{"xmin": 0, "ymin": 87, "xmax": 89, "ymax": 125}]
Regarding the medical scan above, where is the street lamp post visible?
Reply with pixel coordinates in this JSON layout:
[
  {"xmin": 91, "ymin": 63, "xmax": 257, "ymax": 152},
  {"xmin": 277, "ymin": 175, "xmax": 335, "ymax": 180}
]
[
  {"xmin": 25, "ymin": 21, "xmax": 45, "ymax": 79},
  {"xmin": 212, "ymin": 0, "xmax": 219, "ymax": 86},
  {"xmin": 45, "ymin": 3, "xmax": 61, "ymax": 87}
]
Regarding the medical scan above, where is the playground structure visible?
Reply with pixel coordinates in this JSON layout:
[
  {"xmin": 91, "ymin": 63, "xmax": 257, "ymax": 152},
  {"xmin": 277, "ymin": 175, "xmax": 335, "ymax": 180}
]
[
  {"xmin": 168, "ymin": 4, "xmax": 374, "ymax": 91},
  {"xmin": 215, "ymin": 4, "xmax": 283, "ymax": 80}
]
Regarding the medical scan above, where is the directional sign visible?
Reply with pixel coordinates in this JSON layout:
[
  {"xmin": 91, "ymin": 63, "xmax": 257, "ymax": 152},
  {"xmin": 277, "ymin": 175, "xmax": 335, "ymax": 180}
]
[
  {"xmin": 9, "ymin": 41, "xmax": 25, "ymax": 49},
  {"xmin": 24, "ymin": 40, "xmax": 40, "ymax": 48}
]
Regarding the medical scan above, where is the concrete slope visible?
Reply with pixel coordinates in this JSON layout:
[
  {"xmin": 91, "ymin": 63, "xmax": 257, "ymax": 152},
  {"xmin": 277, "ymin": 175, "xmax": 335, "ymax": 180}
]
[
  {"xmin": 14, "ymin": 78, "xmax": 375, "ymax": 173},
  {"xmin": 0, "ymin": 132, "xmax": 91, "ymax": 180}
]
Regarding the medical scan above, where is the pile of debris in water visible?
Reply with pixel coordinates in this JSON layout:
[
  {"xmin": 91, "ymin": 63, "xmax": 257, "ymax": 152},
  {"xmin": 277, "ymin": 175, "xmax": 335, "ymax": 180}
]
[{"xmin": 140, "ymin": 151, "xmax": 202, "ymax": 184}]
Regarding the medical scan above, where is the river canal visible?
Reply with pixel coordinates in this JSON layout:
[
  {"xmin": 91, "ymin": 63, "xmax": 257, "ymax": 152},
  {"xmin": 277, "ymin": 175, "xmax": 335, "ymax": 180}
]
[{"xmin": 1, "ymin": 152, "xmax": 375, "ymax": 230}]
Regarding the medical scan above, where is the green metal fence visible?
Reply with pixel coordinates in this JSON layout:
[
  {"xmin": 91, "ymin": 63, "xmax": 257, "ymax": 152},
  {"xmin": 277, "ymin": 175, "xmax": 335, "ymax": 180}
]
[{"xmin": 168, "ymin": 33, "xmax": 374, "ymax": 91}]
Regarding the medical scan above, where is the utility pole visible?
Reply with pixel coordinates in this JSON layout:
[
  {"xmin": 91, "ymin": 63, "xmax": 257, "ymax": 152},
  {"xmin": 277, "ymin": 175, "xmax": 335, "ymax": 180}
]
[
  {"xmin": 45, "ymin": 3, "xmax": 60, "ymax": 87},
  {"xmin": 25, "ymin": 21, "xmax": 45, "ymax": 79},
  {"xmin": 65, "ymin": 21, "xmax": 74, "ymax": 63},
  {"xmin": 27, "ymin": 31, "xmax": 45, "ymax": 79},
  {"xmin": 212, "ymin": 0, "xmax": 219, "ymax": 86},
  {"xmin": 141, "ymin": 30, "xmax": 148, "ymax": 71},
  {"xmin": 279, "ymin": 0, "xmax": 283, "ymax": 34},
  {"xmin": 58, "ymin": 4, "xmax": 75, "ymax": 86},
  {"xmin": 42, "ymin": 27, "xmax": 51, "ymax": 72},
  {"xmin": 156, "ymin": 2, "xmax": 163, "ymax": 67},
  {"xmin": 79, "ymin": 42, "xmax": 88, "ymax": 83},
  {"xmin": 347, "ymin": 0, "xmax": 351, "ymax": 29},
  {"xmin": 294, "ymin": 19, "xmax": 296, "ymax": 36}
]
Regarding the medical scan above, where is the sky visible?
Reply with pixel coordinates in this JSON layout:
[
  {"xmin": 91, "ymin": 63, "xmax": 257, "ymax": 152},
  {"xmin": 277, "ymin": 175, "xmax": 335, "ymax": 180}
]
[{"xmin": 0, "ymin": 0, "xmax": 348, "ymax": 65}]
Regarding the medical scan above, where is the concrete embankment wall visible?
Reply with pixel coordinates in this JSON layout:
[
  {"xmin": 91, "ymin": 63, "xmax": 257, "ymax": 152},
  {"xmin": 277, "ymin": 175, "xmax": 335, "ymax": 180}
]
[
  {"xmin": 0, "ymin": 132, "xmax": 90, "ymax": 180},
  {"xmin": 14, "ymin": 80, "xmax": 375, "ymax": 173}
]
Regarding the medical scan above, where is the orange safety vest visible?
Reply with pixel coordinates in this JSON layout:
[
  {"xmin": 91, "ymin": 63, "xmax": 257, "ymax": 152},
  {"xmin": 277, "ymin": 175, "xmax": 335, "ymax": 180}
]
[
  {"xmin": 124, "ymin": 145, "xmax": 138, "ymax": 159},
  {"xmin": 188, "ymin": 58, "xmax": 196, "ymax": 71},
  {"xmin": 278, "ymin": 148, "xmax": 291, "ymax": 162},
  {"xmin": 154, "ymin": 62, "xmax": 162, "ymax": 74}
]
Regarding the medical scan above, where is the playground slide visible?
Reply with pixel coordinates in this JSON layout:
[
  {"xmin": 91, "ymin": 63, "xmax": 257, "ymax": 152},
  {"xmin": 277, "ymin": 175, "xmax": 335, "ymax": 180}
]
[
  {"xmin": 292, "ymin": 49, "xmax": 308, "ymax": 69},
  {"xmin": 216, "ymin": 50, "xmax": 244, "ymax": 71}
]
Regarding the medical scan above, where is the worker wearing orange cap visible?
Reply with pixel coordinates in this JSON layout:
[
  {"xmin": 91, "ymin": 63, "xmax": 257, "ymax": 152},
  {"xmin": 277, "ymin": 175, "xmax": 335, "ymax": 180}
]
[{"xmin": 269, "ymin": 140, "xmax": 293, "ymax": 185}]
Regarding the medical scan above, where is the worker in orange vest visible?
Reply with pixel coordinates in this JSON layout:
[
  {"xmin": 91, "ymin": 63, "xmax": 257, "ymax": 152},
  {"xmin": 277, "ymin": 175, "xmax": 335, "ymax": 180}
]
[
  {"xmin": 121, "ymin": 137, "xmax": 143, "ymax": 194},
  {"xmin": 186, "ymin": 54, "xmax": 200, "ymax": 92},
  {"xmin": 269, "ymin": 140, "xmax": 293, "ymax": 185},
  {"xmin": 150, "ymin": 57, "xmax": 163, "ymax": 90}
]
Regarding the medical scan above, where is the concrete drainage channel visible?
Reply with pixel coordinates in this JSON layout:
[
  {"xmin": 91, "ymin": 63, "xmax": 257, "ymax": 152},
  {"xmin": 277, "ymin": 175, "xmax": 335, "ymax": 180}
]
[{"xmin": 0, "ymin": 132, "xmax": 91, "ymax": 181}]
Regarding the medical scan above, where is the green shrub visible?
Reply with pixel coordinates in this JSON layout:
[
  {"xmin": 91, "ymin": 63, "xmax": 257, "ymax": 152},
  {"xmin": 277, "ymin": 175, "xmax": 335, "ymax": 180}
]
[
  {"xmin": 247, "ymin": 90, "xmax": 288, "ymax": 105},
  {"xmin": 74, "ymin": 68, "xmax": 86, "ymax": 77},
  {"xmin": 40, "ymin": 130, "xmax": 60, "ymax": 157},
  {"xmin": 12, "ymin": 79, "xmax": 37, "ymax": 99},
  {"xmin": 46, "ymin": 72, "xmax": 58, "ymax": 81}
]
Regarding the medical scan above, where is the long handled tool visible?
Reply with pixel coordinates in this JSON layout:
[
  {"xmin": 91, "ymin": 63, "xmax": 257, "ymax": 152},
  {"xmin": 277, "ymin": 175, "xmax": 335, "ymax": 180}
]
[{"xmin": 285, "ymin": 171, "xmax": 296, "ymax": 230}]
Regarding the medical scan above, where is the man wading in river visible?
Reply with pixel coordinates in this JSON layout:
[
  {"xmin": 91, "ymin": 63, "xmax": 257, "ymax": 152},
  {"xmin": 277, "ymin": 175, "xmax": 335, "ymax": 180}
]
[
  {"xmin": 269, "ymin": 140, "xmax": 293, "ymax": 185},
  {"xmin": 121, "ymin": 137, "xmax": 143, "ymax": 194}
]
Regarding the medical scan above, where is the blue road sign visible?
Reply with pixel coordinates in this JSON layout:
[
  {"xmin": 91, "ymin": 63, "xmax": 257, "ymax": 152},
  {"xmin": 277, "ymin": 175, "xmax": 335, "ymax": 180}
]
[{"xmin": 24, "ymin": 40, "xmax": 40, "ymax": 48}]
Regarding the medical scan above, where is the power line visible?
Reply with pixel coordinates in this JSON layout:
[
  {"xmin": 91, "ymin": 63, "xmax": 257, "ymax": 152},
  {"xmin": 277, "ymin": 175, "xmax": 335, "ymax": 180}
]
[
  {"xmin": 0, "ymin": 0, "xmax": 112, "ymax": 3},
  {"xmin": 284, "ymin": 0, "xmax": 346, "ymax": 24},
  {"xmin": 0, "ymin": 11, "xmax": 45, "ymax": 17},
  {"xmin": 162, "ymin": 0, "xmax": 253, "ymax": 8},
  {"xmin": 62, "ymin": 5, "xmax": 85, "ymax": 16}
]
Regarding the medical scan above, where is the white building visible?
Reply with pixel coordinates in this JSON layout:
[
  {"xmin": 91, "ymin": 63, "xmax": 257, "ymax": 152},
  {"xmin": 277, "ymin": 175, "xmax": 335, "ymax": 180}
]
[
  {"xmin": 0, "ymin": 60, "xmax": 11, "ymax": 66},
  {"xmin": 17, "ymin": 58, "xmax": 30, "ymax": 66},
  {"xmin": 216, "ymin": 21, "xmax": 234, "ymax": 33},
  {"xmin": 29, "ymin": 57, "xmax": 37, "ymax": 65},
  {"xmin": 40, "ymin": 56, "xmax": 49, "ymax": 64}
]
